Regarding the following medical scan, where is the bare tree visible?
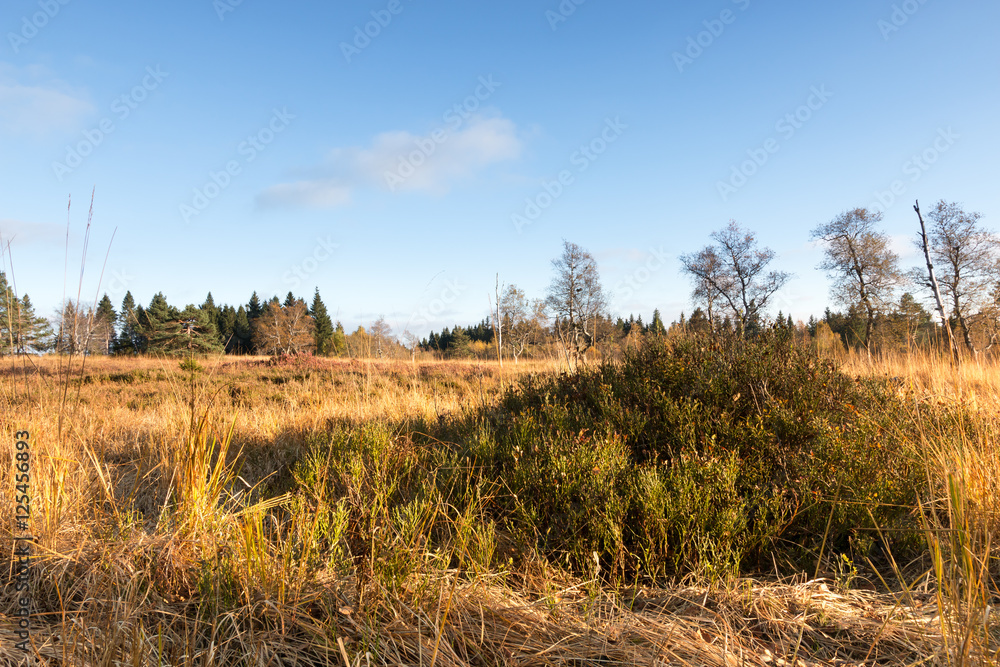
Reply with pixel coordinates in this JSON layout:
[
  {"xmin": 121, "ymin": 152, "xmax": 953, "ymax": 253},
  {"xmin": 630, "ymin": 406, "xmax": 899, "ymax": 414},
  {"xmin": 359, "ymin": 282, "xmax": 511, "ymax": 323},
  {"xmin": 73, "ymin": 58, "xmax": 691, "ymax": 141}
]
[
  {"xmin": 811, "ymin": 208, "xmax": 903, "ymax": 349},
  {"xmin": 253, "ymin": 301, "xmax": 315, "ymax": 355},
  {"xmin": 680, "ymin": 221, "xmax": 790, "ymax": 333},
  {"xmin": 489, "ymin": 274, "xmax": 504, "ymax": 368},
  {"xmin": 500, "ymin": 285, "xmax": 546, "ymax": 363},
  {"xmin": 914, "ymin": 201, "xmax": 961, "ymax": 363},
  {"xmin": 546, "ymin": 240, "xmax": 607, "ymax": 366},
  {"xmin": 683, "ymin": 246, "xmax": 726, "ymax": 332},
  {"xmin": 369, "ymin": 316, "xmax": 394, "ymax": 358},
  {"xmin": 401, "ymin": 329, "xmax": 420, "ymax": 363},
  {"xmin": 915, "ymin": 200, "xmax": 997, "ymax": 354}
]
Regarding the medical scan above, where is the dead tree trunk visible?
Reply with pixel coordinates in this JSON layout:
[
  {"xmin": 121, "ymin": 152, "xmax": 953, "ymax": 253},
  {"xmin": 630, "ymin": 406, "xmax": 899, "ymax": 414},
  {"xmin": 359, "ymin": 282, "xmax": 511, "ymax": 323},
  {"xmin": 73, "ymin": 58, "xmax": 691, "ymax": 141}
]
[{"xmin": 914, "ymin": 200, "xmax": 961, "ymax": 365}]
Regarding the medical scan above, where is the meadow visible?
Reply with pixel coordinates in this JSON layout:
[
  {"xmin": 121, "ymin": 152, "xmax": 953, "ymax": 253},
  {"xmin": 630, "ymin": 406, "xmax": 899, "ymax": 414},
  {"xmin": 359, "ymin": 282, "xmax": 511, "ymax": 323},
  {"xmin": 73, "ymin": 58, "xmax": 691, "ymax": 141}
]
[{"xmin": 1, "ymin": 335, "xmax": 998, "ymax": 666}]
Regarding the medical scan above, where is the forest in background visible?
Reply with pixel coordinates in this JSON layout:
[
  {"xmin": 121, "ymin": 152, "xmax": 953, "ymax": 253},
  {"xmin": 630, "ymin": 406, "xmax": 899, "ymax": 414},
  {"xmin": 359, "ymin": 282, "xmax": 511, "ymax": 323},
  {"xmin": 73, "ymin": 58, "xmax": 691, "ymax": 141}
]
[{"xmin": 2, "ymin": 199, "xmax": 997, "ymax": 364}]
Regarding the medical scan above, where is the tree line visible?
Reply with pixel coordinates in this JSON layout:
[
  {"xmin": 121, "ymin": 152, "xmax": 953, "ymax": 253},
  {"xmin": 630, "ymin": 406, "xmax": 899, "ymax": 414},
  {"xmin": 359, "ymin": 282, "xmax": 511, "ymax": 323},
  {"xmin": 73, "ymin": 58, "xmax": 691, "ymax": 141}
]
[{"xmin": 1, "ymin": 198, "xmax": 995, "ymax": 362}]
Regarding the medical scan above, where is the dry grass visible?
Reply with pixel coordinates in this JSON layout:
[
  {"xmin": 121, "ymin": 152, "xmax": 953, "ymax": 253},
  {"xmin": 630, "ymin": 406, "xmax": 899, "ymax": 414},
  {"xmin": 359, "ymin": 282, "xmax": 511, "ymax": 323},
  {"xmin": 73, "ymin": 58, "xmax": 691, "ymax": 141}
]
[{"xmin": 0, "ymin": 351, "xmax": 996, "ymax": 665}]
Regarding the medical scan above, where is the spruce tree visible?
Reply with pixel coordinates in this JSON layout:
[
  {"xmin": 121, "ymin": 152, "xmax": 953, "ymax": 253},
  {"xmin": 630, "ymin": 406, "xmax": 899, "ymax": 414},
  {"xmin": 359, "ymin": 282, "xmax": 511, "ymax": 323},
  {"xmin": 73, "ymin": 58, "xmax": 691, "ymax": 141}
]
[
  {"xmin": 201, "ymin": 293, "xmax": 220, "ymax": 341},
  {"xmin": 11, "ymin": 294, "xmax": 53, "ymax": 353},
  {"xmin": 116, "ymin": 291, "xmax": 145, "ymax": 354},
  {"xmin": 217, "ymin": 305, "xmax": 238, "ymax": 351},
  {"xmin": 332, "ymin": 321, "xmax": 347, "ymax": 356},
  {"xmin": 0, "ymin": 272, "xmax": 13, "ymax": 354},
  {"xmin": 650, "ymin": 309, "xmax": 666, "ymax": 336},
  {"xmin": 310, "ymin": 288, "xmax": 334, "ymax": 356},
  {"xmin": 94, "ymin": 294, "xmax": 118, "ymax": 354},
  {"xmin": 247, "ymin": 292, "xmax": 263, "ymax": 320},
  {"xmin": 448, "ymin": 326, "xmax": 472, "ymax": 358},
  {"xmin": 234, "ymin": 306, "xmax": 252, "ymax": 354}
]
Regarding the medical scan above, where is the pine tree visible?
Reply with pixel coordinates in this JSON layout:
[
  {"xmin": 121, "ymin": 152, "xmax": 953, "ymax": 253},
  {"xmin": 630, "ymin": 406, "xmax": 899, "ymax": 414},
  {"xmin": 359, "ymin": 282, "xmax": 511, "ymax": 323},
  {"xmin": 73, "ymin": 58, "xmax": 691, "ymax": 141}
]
[
  {"xmin": 201, "ymin": 293, "xmax": 220, "ymax": 342},
  {"xmin": 11, "ymin": 294, "xmax": 53, "ymax": 353},
  {"xmin": 448, "ymin": 325, "xmax": 472, "ymax": 358},
  {"xmin": 650, "ymin": 309, "xmax": 666, "ymax": 336},
  {"xmin": 310, "ymin": 288, "xmax": 334, "ymax": 356},
  {"xmin": 234, "ymin": 306, "xmax": 252, "ymax": 354},
  {"xmin": 0, "ymin": 276, "xmax": 53, "ymax": 355},
  {"xmin": 93, "ymin": 294, "xmax": 117, "ymax": 354},
  {"xmin": 0, "ymin": 272, "xmax": 14, "ymax": 354},
  {"xmin": 115, "ymin": 291, "xmax": 144, "ymax": 354},
  {"xmin": 141, "ymin": 293, "xmax": 221, "ymax": 355},
  {"xmin": 144, "ymin": 300, "xmax": 224, "ymax": 355},
  {"xmin": 247, "ymin": 292, "xmax": 263, "ymax": 320},
  {"xmin": 332, "ymin": 321, "xmax": 347, "ymax": 357},
  {"xmin": 217, "ymin": 305, "xmax": 238, "ymax": 351}
]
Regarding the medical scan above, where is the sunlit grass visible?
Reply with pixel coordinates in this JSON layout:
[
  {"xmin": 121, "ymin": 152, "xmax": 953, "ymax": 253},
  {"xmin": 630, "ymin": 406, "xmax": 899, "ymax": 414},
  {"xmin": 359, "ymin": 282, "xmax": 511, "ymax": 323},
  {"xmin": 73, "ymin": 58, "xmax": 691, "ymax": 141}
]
[{"xmin": 0, "ymin": 348, "xmax": 997, "ymax": 665}]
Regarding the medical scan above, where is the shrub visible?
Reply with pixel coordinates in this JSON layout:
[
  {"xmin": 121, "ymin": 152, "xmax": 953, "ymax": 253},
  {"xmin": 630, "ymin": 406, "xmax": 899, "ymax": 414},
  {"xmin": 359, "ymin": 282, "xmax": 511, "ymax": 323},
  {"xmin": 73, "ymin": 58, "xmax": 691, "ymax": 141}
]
[{"xmin": 464, "ymin": 328, "xmax": 923, "ymax": 579}]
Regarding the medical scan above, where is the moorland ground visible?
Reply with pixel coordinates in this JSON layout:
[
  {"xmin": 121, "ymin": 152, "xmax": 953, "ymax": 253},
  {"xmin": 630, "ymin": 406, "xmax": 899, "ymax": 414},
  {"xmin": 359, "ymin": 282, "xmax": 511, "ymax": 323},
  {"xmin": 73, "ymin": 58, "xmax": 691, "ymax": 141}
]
[{"xmin": 1, "ymin": 334, "xmax": 999, "ymax": 666}]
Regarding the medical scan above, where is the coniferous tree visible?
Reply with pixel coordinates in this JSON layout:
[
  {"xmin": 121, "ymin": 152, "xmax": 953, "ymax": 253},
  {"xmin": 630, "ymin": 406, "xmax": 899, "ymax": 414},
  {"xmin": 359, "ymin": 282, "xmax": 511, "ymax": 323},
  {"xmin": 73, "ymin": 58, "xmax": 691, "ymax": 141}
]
[
  {"xmin": 247, "ymin": 292, "xmax": 263, "ymax": 320},
  {"xmin": 115, "ymin": 291, "xmax": 145, "ymax": 354},
  {"xmin": 234, "ymin": 306, "xmax": 252, "ymax": 354},
  {"xmin": 93, "ymin": 294, "xmax": 117, "ymax": 354},
  {"xmin": 448, "ymin": 325, "xmax": 472, "ymax": 358},
  {"xmin": 332, "ymin": 321, "xmax": 347, "ymax": 357},
  {"xmin": 140, "ymin": 293, "xmax": 218, "ymax": 355},
  {"xmin": 0, "ymin": 274, "xmax": 51, "ymax": 354},
  {"xmin": 201, "ymin": 293, "xmax": 220, "ymax": 341},
  {"xmin": 245, "ymin": 292, "xmax": 264, "ymax": 354},
  {"xmin": 310, "ymin": 288, "xmax": 335, "ymax": 356},
  {"xmin": 0, "ymin": 272, "xmax": 12, "ymax": 354},
  {"xmin": 4, "ymin": 293, "xmax": 53, "ymax": 354},
  {"xmin": 688, "ymin": 307, "xmax": 711, "ymax": 335},
  {"xmin": 217, "ymin": 305, "xmax": 238, "ymax": 351},
  {"xmin": 649, "ymin": 309, "xmax": 666, "ymax": 336}
]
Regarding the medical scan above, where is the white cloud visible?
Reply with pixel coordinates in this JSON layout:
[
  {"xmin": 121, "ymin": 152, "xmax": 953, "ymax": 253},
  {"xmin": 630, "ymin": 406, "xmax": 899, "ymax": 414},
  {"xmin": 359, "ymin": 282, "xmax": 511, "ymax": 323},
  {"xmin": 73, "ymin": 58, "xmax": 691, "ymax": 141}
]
[
  {"xmin": 257, "ymin": 181, "xmax": 352, "ymax": 209},
  {"xmin": 259, "ymin": 114, "xmax": 522, "ymax": 208},
  {"xmin": 0, "ymin": 63, "xmax": 93, "ymax": 135},
  {"xmin": 0, "ymin": 218, "xmax": 64, "ymax": 245}
]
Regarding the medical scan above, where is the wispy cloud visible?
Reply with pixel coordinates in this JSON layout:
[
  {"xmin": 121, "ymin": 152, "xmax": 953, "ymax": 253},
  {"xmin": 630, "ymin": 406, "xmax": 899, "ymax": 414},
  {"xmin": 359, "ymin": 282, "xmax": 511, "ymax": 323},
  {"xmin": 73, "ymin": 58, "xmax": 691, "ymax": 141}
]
[
  {"xmin": 0, "ymin": 63, "xmax": 93, "ymax": 136},
  {"xmin": 258, "ymin": 114, "xmax": 522, "ymax": 209},
  {"xmin": 0, "ymin": 218, "xmax": 65, "ymax": 246}
]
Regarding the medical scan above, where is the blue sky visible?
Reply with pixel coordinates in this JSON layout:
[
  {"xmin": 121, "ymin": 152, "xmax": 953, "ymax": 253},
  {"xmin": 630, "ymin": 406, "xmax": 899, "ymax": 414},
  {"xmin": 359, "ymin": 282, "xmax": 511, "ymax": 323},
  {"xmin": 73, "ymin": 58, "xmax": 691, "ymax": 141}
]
[{"xmin": 1, "ymin": 0, "xmax": 997, "ymax": 337}]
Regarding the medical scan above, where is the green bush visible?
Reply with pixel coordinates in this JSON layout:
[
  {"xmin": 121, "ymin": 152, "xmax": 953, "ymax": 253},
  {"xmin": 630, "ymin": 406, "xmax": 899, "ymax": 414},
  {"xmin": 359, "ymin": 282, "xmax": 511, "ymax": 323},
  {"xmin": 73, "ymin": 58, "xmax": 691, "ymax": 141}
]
[
  {"xmin": 294, "ymin": 328, "xmax": 924, "ymax": 584},
  {"xmin": 467, "ymin": 328, "xmax": 922, "ymax": 579}
]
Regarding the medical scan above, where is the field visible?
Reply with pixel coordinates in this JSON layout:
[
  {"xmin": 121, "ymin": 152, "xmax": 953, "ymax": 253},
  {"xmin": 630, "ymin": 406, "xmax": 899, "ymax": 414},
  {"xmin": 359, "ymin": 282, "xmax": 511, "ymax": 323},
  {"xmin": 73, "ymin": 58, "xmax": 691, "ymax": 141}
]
[{"xmin": 1, "ymin": 339, "xmax": 998, "ymax": 666}]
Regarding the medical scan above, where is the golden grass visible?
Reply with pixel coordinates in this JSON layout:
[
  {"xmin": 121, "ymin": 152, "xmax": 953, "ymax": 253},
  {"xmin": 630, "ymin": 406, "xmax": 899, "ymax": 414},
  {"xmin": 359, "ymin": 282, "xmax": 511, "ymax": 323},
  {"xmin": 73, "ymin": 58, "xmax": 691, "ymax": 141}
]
[{"xmin": 0, "ymin": 351, "xmax": 997, "ymax": 665}]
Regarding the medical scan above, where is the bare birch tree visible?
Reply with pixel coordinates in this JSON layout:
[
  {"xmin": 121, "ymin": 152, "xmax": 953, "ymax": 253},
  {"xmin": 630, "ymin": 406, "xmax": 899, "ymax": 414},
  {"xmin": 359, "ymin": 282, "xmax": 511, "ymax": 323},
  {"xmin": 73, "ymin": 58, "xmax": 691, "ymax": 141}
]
[
  {"xmin": 680, "ymin": 221, "xmax": 790, "ymax": 333},
  {"xmin": 546, "ymin": 240, "xmax": 607, "ymax": 365},
  {"xmin": 811, "ymin": 207, "xmax": 903, "ymax": 349},
  {"xmin": 916, "ymin": 200, "xmax": 998, "ymax": 354}
]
